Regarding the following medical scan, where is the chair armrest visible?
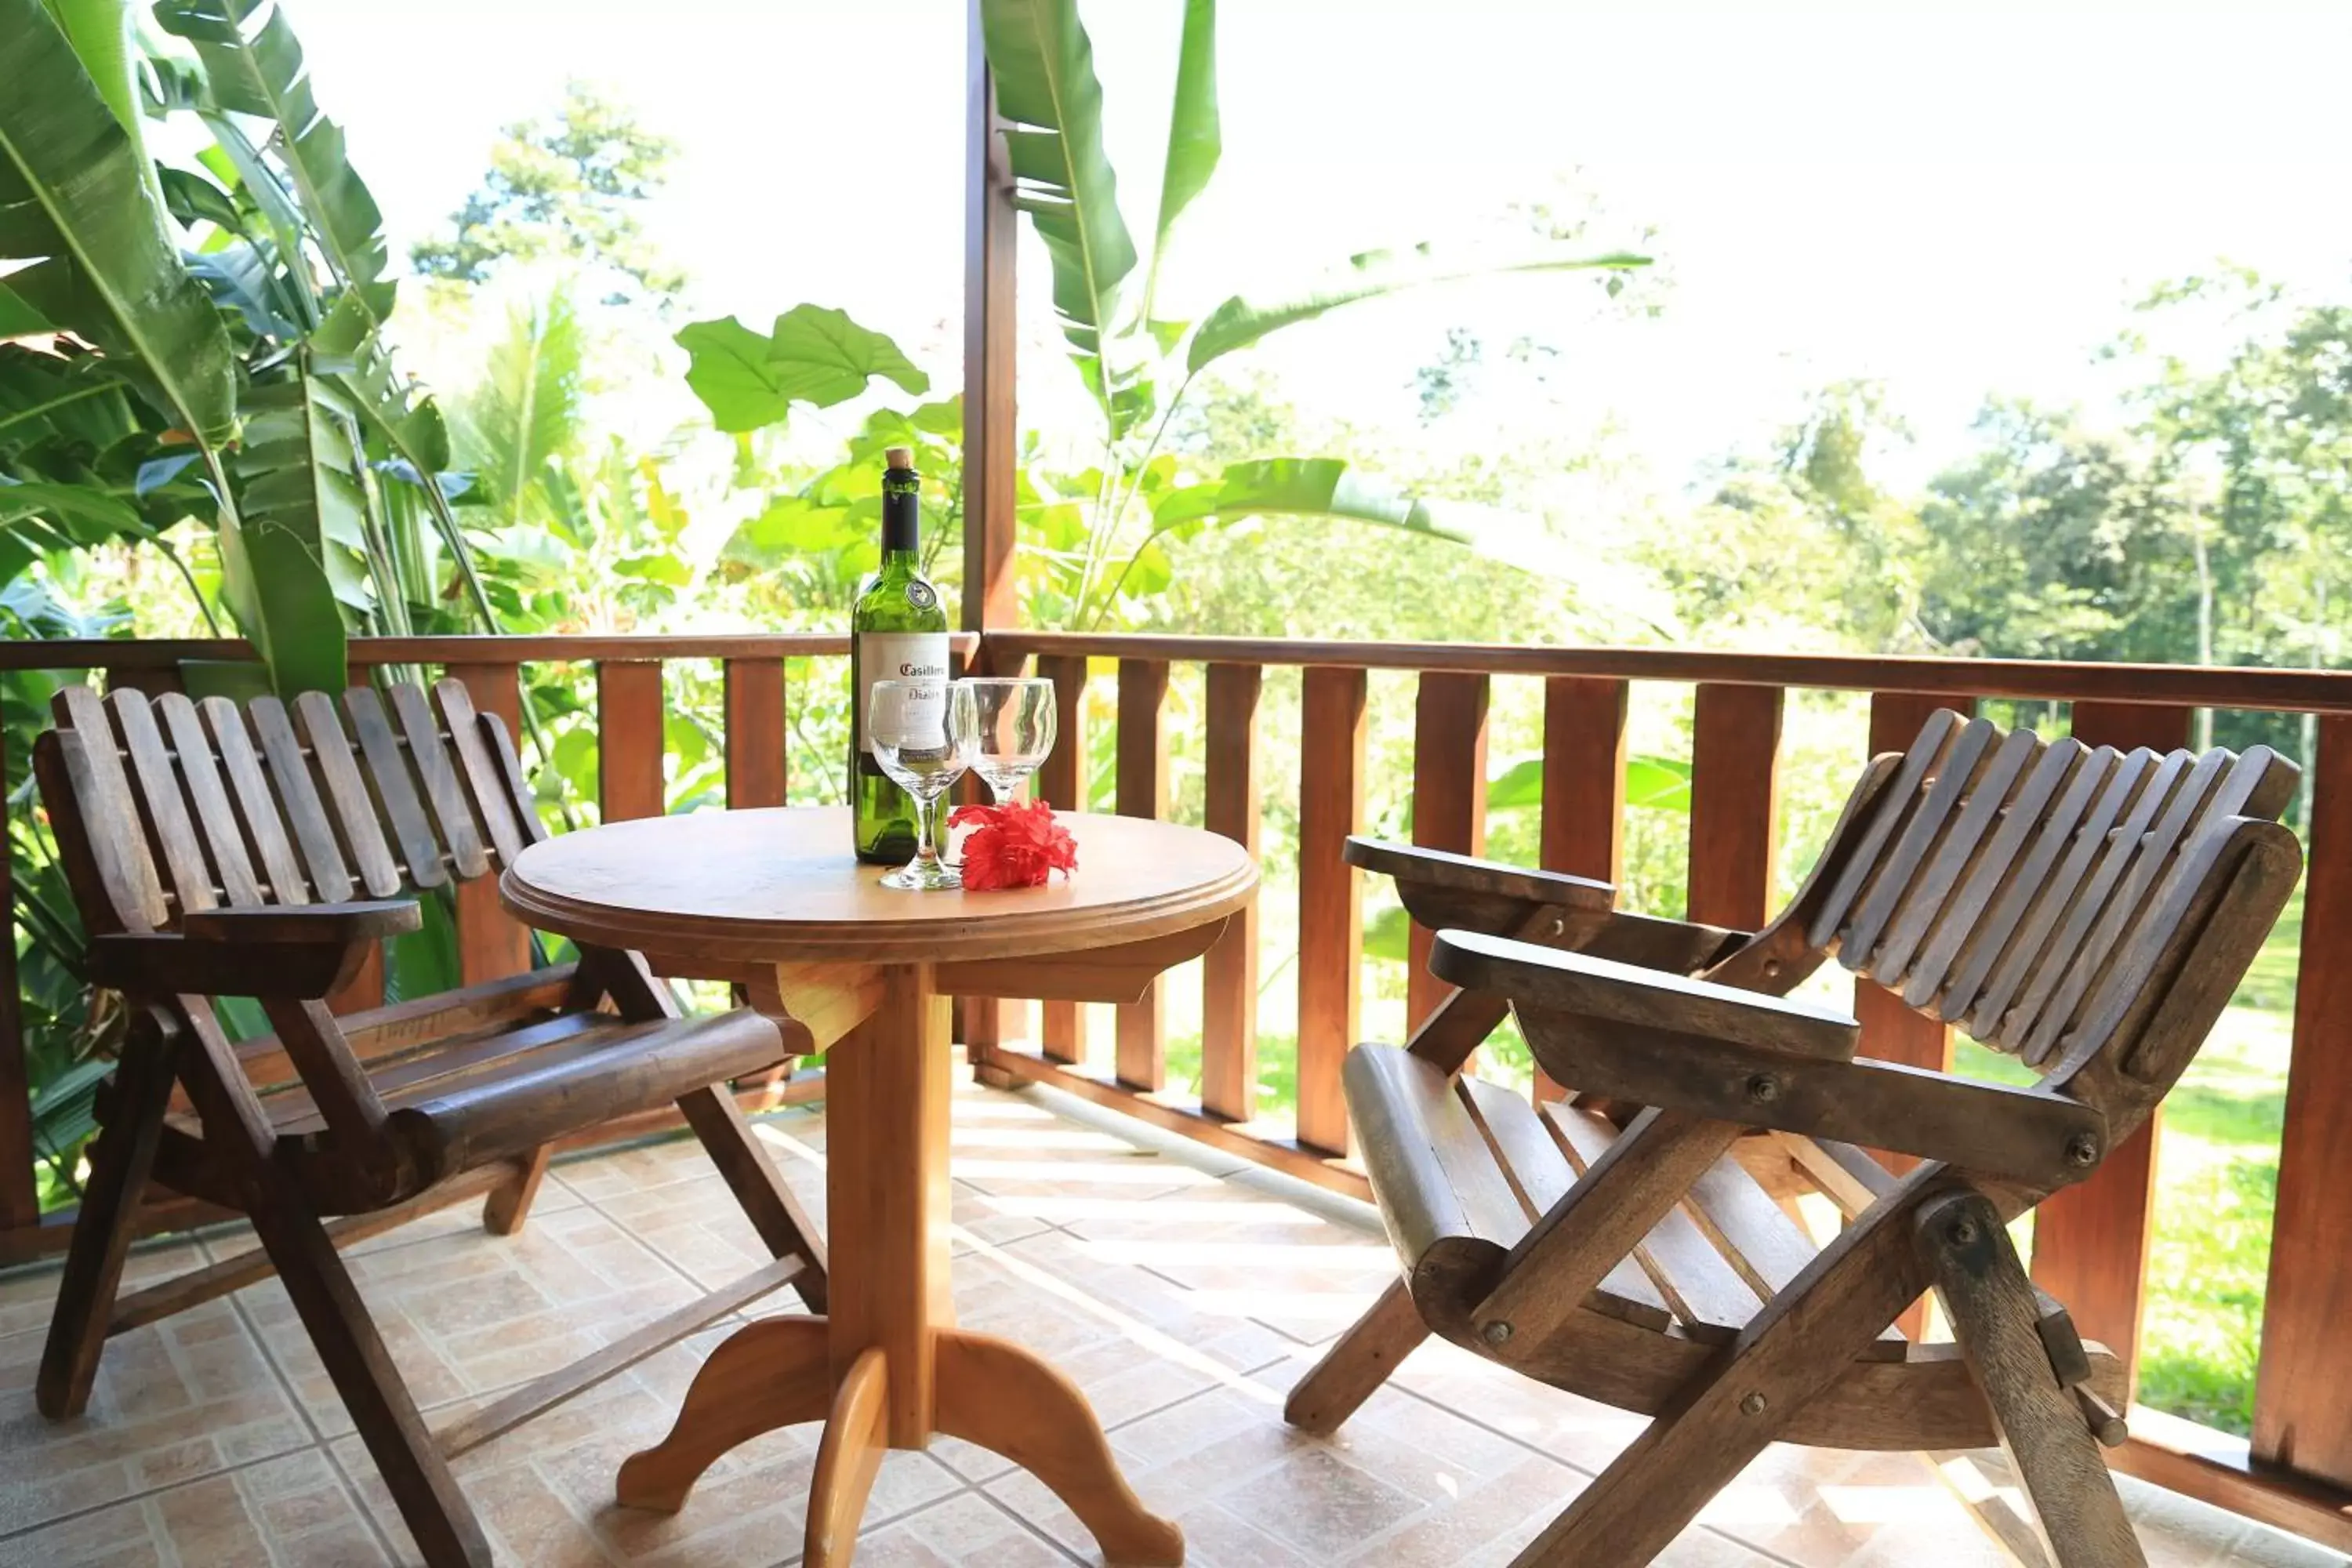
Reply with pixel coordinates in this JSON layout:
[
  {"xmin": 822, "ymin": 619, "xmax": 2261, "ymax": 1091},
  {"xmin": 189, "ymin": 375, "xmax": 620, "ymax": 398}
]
[
  {"xmin": 88, "ymin": 899, "xmax": 417, "ymax": 1000},
  {"xmin": 1431, "ymin": 928, "xmax": 1859, "ymax": 1060},
  {"xmin": 1345, "ymin": 837, "xmax": 1614, "ymax": 911},
  {"xmin": 183, "ymin": 900, "xmax": 421, "ymax": 946}
]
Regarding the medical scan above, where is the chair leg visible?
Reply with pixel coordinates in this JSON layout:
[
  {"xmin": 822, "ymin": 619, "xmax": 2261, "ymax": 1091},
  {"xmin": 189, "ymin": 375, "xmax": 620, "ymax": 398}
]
[
  {"xmin": 677, "ymin": 1084, "xmax": 829, "ymax": 1313},
  {"xmin": 1918, "ymin": 1191, "xmax": 2146, "ymax": 1568},
  {"xmin": 1284, "ymin": 1276, "xmax": 1428, "ymax": 1434},
  {"xmin": 482, "ymin": 1146, "xmax": 552, "ymax": 1236},
  {"xmin": 37, "ymin": 1012, "xmax": 178, "ymax": 1418},
  {"xmin": 241, "ymin": 1148, "xmax": 493, "ymax": 1568},
  {"xmin": 1511, "ymin": 1169, "xmax": 1947, "ymax": 1566}
]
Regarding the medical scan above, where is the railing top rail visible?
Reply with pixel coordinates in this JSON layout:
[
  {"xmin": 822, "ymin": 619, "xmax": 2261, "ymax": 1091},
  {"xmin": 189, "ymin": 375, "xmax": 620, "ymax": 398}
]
[
  {"xmin": 7, "ymin": 627, "xmax": 2352, "ymax": 714},
  {"xmin": 0, "ymin": 632, "xmax": 982, "ymax": 673},
  {"xmin": 986, "ymin": 631, "xmax": 2352, "ymax": 716}
]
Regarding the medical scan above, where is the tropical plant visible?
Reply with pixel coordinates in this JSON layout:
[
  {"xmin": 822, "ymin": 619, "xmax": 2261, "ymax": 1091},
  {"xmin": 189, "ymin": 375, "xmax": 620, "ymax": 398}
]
[{"xmin": 676, "ymin": 0, "xmax": 1650, "ymax": 632}]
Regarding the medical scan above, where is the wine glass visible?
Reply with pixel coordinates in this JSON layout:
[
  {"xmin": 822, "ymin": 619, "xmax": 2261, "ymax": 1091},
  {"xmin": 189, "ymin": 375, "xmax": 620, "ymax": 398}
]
[
  {"xmin": 868, "ymin": 678, "xmax": 977, "ymax": 890},
  {"xmin": 964, "ymin": 677, "xmax": 1058, "ymax": 803}
]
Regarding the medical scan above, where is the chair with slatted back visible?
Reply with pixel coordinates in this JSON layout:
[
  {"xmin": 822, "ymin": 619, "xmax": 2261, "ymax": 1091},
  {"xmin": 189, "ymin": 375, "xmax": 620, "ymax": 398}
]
[
  {"xmin": 1284, "ymin": 708, "xmax": 2303, "ymax": 1567},
  {"xmin": 31, "ymin": 677, "xmax": 835, "ymax": 1568}
]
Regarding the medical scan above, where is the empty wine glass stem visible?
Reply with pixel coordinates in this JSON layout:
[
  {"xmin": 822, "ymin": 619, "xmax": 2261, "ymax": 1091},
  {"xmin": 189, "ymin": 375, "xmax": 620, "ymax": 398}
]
[{"xmin": 913, "ymin": 795, "xmax": 941, "ymax": 869}]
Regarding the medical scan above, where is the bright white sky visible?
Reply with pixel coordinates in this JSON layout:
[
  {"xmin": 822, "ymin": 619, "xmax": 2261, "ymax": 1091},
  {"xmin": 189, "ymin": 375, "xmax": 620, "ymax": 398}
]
[{"xmin": 286, "ymin": 0, "xmax": 2352, "ymax": 493}]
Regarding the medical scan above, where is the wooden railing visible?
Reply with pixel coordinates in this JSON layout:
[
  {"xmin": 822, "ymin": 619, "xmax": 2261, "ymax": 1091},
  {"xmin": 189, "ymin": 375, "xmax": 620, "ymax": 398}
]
[{"xmin": 4, "ymin": 629, "xmax": 2350, "ymax": 1548}]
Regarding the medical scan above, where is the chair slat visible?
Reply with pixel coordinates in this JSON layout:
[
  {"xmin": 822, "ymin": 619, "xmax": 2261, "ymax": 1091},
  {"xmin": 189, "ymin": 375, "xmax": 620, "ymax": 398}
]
[
  {"xmin": 1682, "ymin": 1150, "xmax": 1821, "ymax": 1299},
  {"xmin": 389, "ymin": 683, "xmax": 488, "ymax": 878},
  {"xmin": 1903, "ymin": 736, "xmax": 2082, "ymax": 1011},
  {"xmin": 1948, "ymin": 746, "xmax": 2130, "ymax": 1040},
  {"xmin": 267, "ymin": 1011, "xmax": 619, "ymax": 1137},
  {"xmin": 1871, "ymin": 726, "xmax": 2042, "ymax": 986},
  {"xmin": 1842, "ymin": 717, "xmax": 1998, "ymax": 967},
  {"xmin": 344, "ymin": 686, "xmax": 447, "ymax": 888},
  {"xmin": 154, "ymin": 692, "xmax": 263, "ymax": 907},
  {"xmin": 1457, "ymin": 1074, "xmax": 1574, "ymax": 1218},
  {"xmin": 105, "ymin": 688, "xmax": 218, "ymax": 916},
  {"xmin": 2016, "ymin": 746, "xmax": 2238, "ymax": 1065},
  {"xmin": 2067, "ymin": 753, "xmax": 2297, "ymax": 1077},
  {"xmin": 432, "ymin": 679, "xmax": 527, "ymax": 866},
  {"xmin": 201, "ymin": 696, "xmax": 311, "ymax": 906},
  {"xmin": 1993, "ymin": 749, "xmax": 2194, "ymax": 1055},
  {"xmin": 481, "ymin": 710, "xmax": 548, "ymax": 848},
  {"xmin": 292, "ymin": 691, "xmax": 403, "ymax": 898},
  {"xmin": 1544, "ymin": 1103, "xmax": 1755, "ymax": 1342},
  {"xmin": 1806, "ymin": 709, "xmax": 1966, "ymax": 950},
  {"xmin": 251, "ymin": 696, "xmax": 356, "ymax": 904},
  {"xmin": 53, "ymin": 686, "xmax": 167, "ymax": 930}
]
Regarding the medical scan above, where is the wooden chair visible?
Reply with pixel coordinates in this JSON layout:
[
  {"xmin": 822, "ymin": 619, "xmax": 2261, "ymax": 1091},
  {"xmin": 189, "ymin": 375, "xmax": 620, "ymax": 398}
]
[
  {"xmin": 1285, "ymin": 709, "xmax": 2303, "ymax": 1567},
  {"xmin": 31, "ymin": 678, "xmax": 835, "ymax": 1568}
]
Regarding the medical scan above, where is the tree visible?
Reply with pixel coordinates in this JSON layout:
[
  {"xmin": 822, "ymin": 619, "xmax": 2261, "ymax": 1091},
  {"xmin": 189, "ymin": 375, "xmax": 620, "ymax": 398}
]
[
  {"xmin": 410, "ymin": 81, "xmax": 685, "ymax": 307},
  {"xmin": 1917, "ymin": 400, "xmax": 2192, "ymax": 663}
]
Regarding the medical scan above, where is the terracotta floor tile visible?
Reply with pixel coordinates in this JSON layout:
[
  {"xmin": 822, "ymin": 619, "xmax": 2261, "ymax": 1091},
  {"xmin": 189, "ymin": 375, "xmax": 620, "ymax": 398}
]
[{"xmin": 0, "ymin": 1081, "xmax": 2341, "ymax": 1568}]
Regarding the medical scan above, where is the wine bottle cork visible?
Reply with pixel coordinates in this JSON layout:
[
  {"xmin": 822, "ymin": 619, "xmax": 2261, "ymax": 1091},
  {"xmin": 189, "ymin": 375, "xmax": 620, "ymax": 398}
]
[{"xmin": 885, "ymin": 446, "xmax": 913, "ymax": 470}]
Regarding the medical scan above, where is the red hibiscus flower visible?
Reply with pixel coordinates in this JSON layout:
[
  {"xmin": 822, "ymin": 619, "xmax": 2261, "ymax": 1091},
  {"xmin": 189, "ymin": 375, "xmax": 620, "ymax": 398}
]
[{"xmin": 949, "ymin": 798, "xmax": 1079, "ymax": 889}]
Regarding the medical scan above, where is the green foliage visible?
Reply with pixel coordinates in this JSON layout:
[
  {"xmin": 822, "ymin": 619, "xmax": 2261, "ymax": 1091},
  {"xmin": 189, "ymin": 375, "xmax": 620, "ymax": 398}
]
[
  {"xmin": 676, "ymin": 307, "xmax": 931, "ymax": 434},
  {"xmin": 0, "ymin": 0, "xmax": 238, "ymax": 446},
  {"xmin": 408, "ymin": 80, "xmax": 684, "ymax": 306}
]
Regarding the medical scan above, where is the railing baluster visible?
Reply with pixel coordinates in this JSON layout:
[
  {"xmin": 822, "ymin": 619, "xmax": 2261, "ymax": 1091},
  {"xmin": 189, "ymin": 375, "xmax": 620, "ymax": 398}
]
[
  {"xmin": 1541, "ymin": 677, "xmax": 1628, "ymax": 885},
  {"xmin": 596, "ymin": 660, "xmax": 666, "ymax": 822},
  {"xmin": 2256, "ymin": 710, "xmax": 2352, "ymax": 1491},
  {"xmin": 1298, "ymin": 666, "xmax": 1368, "ymax": 1155},
  {"xmin": 1537, "ymin": 676, "xmax": 1629, "ymax": 1102},
  {"xmin": 445, "ymin": 662, "xmax": 534, "ymax": 986},
  {"xmin": 2029, "ymin": 699, "xmax": 2191, "ymax": 1396},
  {"xmin": 1115, "ymin": 659, "xmax": 1170, "ymax": 1089},
  {"xmin": 1036, "ymin": 654, "xmax": 1091, "ymax": 1064},
  {"xmin": 1201, "ymin": 663, "xmax": 1262, "ymax": 1122},
  {"xmin": 1407, "ymin": 672, "xmax": 1490, "ymax": 1033},
  {"xmin": 723, "ymin": 657, "xmax": 788, "ymax": 809},
  {"xmin": 0, "ymin": 714, "xmax": 34, "ymax": 1229},
  {"xmin": 1687, "ymin": 683, "xmax": 1784, "ymax": 931}
]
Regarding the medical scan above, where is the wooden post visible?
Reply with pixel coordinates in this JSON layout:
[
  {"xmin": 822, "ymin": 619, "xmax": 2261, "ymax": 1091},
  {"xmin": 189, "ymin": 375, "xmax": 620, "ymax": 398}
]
[
  {"xmin": 1407, "ymin": 672, "xmax": 1489, "ymax": 1033},
  {"xmin": 2030, "ymin": 699, "xmax": 2190, "ymax": 1396},
  {"xmin": 445, "ymin": 662, "xmax": 534, "ymax": 986},
  {"xmin": 724, "ymin": 658, "xmax": 789, "ymax": 809},
  {"xmin": 596, "ymin": 661, "xmax": 666, "ymax": 823},
  {"xmin": 1036, "ymin": 655, "xmax": 1091, "ymax": 1065},
  {"xmin": 1860, "ymin": 689, "xmax": 1962, "ymax": 1338},
  {"xmin": 1201, "ymin": 664, "xmax": 1261, "ymax": 1122},
  {"xmin": 1298, "ymin": 667, "xmax": 1367, "ymax": 1156},
  {"xmin": 1114, "ymin": 660, "xmax": 1170, "ymax": 1089},
  {"xmin": 1537, "ymin": 676, "xmax": 1627, "ymax": 1103},
  {"xmin": 961, "ymin": 0, "xmax": 1018, "ymax": 642},
  {"xmin": 0, "ymin": 714, "xmax": 37, "ymax": 1229},
  {"xmin": 1687, "ymin": 684, "xmax": 1783, "ymax": 931},
  {"xmin": 2255, "ymin": 711, "xmax": 2352, "ymax": 1490}
]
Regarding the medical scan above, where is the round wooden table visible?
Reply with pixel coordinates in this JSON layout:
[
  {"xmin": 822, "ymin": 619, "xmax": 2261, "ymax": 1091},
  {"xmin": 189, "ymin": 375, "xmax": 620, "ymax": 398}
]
[{"xmin": 502, "ymin": 807, "xmax": 1255, "ymax": 1566}]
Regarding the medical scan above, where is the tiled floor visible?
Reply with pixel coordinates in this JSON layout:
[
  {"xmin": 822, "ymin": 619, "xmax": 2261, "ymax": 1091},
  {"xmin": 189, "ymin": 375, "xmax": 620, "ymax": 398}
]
[{"xmin": 0, "ymin": 1076, "xmax": 2341, "ymax": 1567}]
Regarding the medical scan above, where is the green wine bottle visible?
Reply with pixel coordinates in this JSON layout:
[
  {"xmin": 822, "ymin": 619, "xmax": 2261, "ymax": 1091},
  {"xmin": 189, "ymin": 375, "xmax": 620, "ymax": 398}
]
[{"xmin": 849, "ymin": 447, "xmax": 950, "ymax": 862}]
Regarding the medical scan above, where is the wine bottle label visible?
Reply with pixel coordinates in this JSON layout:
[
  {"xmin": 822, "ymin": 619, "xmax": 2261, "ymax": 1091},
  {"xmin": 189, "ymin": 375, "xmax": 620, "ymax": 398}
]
[{"xmin": 857, "ymin": 632, "xmax": 950, "ymax": 753}]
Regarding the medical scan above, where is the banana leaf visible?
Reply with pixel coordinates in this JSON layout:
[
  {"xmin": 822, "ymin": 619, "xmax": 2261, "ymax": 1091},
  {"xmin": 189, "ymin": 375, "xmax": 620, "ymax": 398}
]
[
  {"xmin": 0, "ymin": 0, "xmax": 237, "ymax": 445},
  {"xmin": 1186, "ymin": 243, "xmax": 1652, "ymax": 375},
  {"xmin": 0, "ymin": 281, "xmax": 57, "ymax": 339},
  {"xmin": 220, "ymin": 368, "xmax": 363, "ymax": 694},
  {"xmin": 980, "ymin": 0, "xmax": 1136, "ymax": 361},
  {"xmin": 1140, "ymin": 0, "xmax": 1218, "ymax": 328},
  {"xmin": 152, "ymin": 0, "xmax": 389, "ymax": 292}
]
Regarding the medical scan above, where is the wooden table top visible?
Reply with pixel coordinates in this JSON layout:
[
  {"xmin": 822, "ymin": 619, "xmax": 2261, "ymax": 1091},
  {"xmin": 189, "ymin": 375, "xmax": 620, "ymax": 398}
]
[{"xmin": 501, "ymin": 806, "xmax": 1258, "ymax": 965}]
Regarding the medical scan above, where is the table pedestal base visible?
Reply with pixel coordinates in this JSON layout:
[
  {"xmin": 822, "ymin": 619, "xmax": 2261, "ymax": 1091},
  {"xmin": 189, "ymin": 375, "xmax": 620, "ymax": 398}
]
[
  {"xmin": 612, "ymin": 963, "xmax": 1182, "ymax": 1567},
  {"xmin": 616, "ymin": 1318, "xmax": 1183, "ymax": 1566}
]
